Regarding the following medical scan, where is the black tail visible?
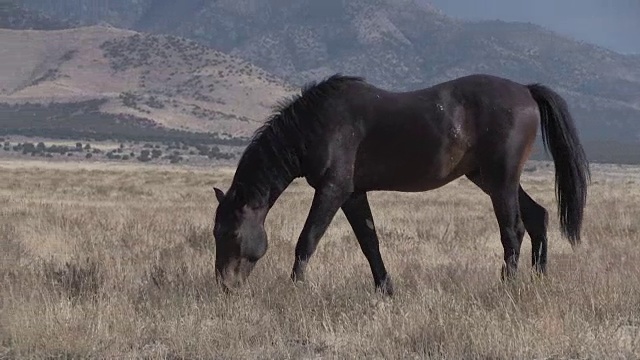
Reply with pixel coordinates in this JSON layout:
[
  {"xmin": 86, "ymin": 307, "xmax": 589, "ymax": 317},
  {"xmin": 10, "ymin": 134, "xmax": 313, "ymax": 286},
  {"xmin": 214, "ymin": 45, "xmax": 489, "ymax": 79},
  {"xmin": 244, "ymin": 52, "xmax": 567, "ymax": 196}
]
[{"xmin": 527, "ymin": 84, "xmax": 591, "ymax": 246}]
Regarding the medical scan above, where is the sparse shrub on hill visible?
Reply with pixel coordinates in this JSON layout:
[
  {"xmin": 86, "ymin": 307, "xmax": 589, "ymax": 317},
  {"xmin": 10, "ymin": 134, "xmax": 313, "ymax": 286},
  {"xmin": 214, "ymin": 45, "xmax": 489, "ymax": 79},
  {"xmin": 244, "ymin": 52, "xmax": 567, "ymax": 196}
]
[
  {"xmin": 145, "ymin": 96, "xmax": 165, "ymax": 109},
  {"xmin": 196, "ymin": 145, "xmax": 210, "ymax": 155},
  {"xmin": 45, "ymin": 145, "xmax": 70, "ymax": 154},
  {"xmin": 137, "ymin": 149, "xmax": 151, "ymax": 162},
  {"xmin": 21, "ymin": 142, "xmax": 35, "ymax": 155},
  {"xmin": 169, "ymin": 154, "xmax": 182, "ymax": 164}
]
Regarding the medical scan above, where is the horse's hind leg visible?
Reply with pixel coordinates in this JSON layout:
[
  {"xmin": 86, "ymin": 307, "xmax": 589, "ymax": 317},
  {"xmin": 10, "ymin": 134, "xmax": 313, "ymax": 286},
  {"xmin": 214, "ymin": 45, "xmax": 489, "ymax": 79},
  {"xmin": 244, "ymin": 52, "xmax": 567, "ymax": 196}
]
[
  {"xmin": 341, "ymin": 192, "xmax": 393, "ymax": 296},
  {"xmin": 519, "ymin": 186, "xmax": 549, "ymax": 276},
  {"xmin": 467, "ymin": 172, "xmax": 526, "ymax": 281}
]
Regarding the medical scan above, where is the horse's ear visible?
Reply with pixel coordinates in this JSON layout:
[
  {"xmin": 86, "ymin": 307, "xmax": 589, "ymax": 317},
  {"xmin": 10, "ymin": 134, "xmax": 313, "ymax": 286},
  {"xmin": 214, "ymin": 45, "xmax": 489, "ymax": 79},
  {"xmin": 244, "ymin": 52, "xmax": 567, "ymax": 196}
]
[{"xmin": 213, "ymin": 187, "xmax": 225, "ymax": 203}]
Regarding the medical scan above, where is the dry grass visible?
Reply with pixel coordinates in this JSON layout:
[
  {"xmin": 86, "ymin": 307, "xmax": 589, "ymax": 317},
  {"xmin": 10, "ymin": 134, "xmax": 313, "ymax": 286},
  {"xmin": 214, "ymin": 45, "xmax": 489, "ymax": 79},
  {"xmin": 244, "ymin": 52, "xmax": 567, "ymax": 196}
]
[{"xmin": 1, "ymin": 159, "xmax": 639, "ymax": 359}]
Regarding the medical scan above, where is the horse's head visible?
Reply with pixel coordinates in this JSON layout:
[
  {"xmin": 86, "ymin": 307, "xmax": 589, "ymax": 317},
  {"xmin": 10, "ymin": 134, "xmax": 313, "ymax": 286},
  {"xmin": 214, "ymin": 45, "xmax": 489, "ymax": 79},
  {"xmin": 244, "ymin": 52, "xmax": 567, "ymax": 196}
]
[{"xmin": 212, "ymin": 187, "xmax": 268, "ymax": 292}]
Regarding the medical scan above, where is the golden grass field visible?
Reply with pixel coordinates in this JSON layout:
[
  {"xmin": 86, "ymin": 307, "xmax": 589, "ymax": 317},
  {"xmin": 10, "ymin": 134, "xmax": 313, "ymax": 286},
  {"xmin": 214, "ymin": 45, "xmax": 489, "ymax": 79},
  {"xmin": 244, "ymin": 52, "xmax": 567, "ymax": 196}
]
[{"xmin": 1, "ymin": 159, "xmax": 639, "ymax": 359}]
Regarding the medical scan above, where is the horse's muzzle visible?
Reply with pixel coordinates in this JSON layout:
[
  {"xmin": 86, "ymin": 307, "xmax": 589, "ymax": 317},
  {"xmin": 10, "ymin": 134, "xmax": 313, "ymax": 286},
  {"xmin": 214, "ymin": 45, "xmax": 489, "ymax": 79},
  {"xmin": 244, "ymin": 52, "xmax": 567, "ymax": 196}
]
[{"xmin": 215, "ymin": 257, "xmax": 256, "ymax": 292}]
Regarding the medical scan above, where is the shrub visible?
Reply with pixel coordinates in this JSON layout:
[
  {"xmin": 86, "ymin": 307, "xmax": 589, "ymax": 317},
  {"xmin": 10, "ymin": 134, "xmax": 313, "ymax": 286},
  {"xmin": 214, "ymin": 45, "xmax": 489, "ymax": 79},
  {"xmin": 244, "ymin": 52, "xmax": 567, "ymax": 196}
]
[
  {"xmin": 22, "ymin": 143, "xmax": 35, "ymax": 154},
  {"xmin": 137, "ymin": 149, "xmax": 151, "ymax": 162},
  {"xmin": 169, "ymin": 155, "xmax": 182, "ymax": 164}
]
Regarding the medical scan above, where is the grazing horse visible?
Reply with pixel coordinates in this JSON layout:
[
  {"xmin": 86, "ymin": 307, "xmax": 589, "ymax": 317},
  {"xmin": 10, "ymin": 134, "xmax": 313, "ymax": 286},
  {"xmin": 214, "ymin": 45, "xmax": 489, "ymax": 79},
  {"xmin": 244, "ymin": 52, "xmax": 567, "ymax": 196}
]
[{"xmin": 212, "ymin": 73, "xmax": 590, "ymax": 295}]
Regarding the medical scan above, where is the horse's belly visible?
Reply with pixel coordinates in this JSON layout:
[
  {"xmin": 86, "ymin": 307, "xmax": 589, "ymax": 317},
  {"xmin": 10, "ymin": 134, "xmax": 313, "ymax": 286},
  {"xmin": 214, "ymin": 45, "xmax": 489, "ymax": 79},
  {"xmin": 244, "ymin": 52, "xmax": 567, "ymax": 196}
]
[
  {"xmin": 353, "ymin": 138, "xmax": 471, "ymax": 192},
  {"xmin": 354, "ymin": 162, "xmax": 463, "ymax": 192}
]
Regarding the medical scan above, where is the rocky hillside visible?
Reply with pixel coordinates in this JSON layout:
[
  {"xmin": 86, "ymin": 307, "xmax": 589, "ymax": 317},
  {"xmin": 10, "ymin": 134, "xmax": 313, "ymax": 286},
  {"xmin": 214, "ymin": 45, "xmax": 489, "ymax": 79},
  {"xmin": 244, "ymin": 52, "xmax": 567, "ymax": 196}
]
[
  {"xmin": 0, "ymin": 25, "xmax": 295, "ymax": 138},
  {"xmin": 18, "ymin": 0, "xmax": 640, "ymax": 143}
]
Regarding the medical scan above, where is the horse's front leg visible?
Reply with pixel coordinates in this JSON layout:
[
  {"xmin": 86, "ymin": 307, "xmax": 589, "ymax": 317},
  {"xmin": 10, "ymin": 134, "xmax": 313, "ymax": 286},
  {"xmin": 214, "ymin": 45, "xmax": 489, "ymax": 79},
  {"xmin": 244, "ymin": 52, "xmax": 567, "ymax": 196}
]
[
  {"xmin": 290, "ymin": 183, "xmax": 352, "ymax": 283},
  {"xmin": 341, "ymin": 191, "xmax": 393, "ymax": 296}
]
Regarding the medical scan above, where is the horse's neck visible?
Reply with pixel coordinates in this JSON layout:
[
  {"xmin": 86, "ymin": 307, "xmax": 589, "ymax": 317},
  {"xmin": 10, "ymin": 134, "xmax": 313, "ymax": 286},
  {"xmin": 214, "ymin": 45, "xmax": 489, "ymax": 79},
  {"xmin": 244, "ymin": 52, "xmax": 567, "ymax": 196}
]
[
  {"xmin": 267, "ymin": 177, "xmax": 295, "ymax": 209},
  {"xmin": 230, "ymin": 156, "xmax": 298, "ymax": 211},
  {"xmin": 228, "ymin": 175, "xmax": 295, "ymax": 215},
  {"xmin": 231, "ymin": 122, "xmax": 305, "ymax": 210}
]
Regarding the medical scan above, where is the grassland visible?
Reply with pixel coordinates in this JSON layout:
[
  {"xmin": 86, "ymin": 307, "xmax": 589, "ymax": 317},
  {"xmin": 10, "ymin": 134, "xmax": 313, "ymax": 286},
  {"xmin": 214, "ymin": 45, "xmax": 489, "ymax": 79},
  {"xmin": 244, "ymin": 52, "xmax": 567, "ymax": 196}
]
[{"xmin": 0, "ymin": 159, "xmax": 639, "ymax": 359}]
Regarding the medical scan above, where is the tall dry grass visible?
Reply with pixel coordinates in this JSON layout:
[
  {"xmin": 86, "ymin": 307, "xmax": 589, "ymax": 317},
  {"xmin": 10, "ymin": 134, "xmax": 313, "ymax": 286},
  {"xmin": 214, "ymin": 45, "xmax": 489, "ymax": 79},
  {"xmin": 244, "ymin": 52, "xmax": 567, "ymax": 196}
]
[{"xmin": 0, "ymin": 159, "xmax": 639, "ymax": 359}]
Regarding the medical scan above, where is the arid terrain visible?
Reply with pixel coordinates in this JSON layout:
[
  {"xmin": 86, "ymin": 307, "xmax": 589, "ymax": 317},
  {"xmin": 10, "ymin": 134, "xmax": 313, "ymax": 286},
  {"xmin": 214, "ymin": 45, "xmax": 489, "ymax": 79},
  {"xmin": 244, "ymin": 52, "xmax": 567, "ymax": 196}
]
[
  {"xmin": 1, "ymin": 158, "xmax": 639, "ymax": 359},
  {"xmin": 16, "ymin": 0, "xmax": 640, "ymax": 143},
  {"xmin": 2, "ymin": 2, "xmax": 639, "ymax": 358},
  {"xmin": 0, "ymin": 25, "xmax": 295, "ymax": 137}
]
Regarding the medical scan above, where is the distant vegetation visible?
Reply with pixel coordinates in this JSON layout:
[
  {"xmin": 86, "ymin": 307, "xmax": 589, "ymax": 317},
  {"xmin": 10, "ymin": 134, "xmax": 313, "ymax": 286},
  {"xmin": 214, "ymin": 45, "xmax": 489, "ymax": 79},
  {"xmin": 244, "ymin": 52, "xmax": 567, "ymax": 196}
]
[
  {"xmin": 100, "ymin": 33, "xmax": 285, "ymax": 85},
  {"xmin": 527, "ymin": 140, "xmax": 640, "ymax": 166},
  {"xmin": 2, "ymin": 137, "xmax": 236, "ymax": 163},
  {"xmin": 0, "ymin": 100, "xmax": 248, "ymax": 146}
]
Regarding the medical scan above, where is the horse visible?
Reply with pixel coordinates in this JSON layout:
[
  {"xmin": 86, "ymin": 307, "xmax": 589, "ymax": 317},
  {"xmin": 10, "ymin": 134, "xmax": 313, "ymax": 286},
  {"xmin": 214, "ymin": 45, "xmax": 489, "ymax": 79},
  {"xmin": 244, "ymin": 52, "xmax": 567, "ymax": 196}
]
[{"xmin": 212, "ymin": 73, "xmax": 590, "ymax": 296}]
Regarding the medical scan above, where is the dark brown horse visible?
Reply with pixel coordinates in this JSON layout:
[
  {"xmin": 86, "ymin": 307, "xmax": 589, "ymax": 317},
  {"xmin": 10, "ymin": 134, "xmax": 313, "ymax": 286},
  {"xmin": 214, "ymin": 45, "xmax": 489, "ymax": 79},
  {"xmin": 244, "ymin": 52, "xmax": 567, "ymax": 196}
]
[{"xmin": 212, "ymin": 73, "xmax": 590, "ymax": 295}]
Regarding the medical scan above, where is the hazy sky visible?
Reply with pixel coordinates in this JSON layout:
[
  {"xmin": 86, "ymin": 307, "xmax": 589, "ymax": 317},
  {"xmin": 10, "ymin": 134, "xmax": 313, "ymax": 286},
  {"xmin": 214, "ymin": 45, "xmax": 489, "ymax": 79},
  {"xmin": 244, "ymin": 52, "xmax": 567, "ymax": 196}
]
[{"xmin": 429, "ymin": 0, "xmax": 640, "ymax": 54}]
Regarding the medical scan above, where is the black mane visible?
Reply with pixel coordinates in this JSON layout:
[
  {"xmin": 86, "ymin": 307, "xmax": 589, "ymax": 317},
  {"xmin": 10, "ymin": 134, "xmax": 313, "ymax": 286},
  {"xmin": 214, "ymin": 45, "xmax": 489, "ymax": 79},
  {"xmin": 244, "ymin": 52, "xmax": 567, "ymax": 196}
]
[{"xmin": 227, "ymin": 74, "xmax": 366, "ymax": 207}]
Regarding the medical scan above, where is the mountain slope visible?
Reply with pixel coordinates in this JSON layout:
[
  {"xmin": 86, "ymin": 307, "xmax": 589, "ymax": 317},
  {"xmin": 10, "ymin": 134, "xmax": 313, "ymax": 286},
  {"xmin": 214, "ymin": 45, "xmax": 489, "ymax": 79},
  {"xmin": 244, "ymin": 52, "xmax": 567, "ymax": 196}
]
[
  {"xmin": 0, "ymin": 26, "xmax": 296, "ymax": 137},
  {"xmin": 19, "ymin": 0, "xmax": 640, "ymax": 143},
  {"xmin": 0, "ymin": 0, "xmax": 75, "ymax": 30}
]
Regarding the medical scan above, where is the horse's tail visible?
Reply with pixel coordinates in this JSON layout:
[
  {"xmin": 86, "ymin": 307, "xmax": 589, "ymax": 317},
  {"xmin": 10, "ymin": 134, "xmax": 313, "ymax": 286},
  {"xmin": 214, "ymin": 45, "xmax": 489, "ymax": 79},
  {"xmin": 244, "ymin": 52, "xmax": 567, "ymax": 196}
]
[{"xmin": 526, "ymin": 83, "xmax": 591, "ymax": 247}]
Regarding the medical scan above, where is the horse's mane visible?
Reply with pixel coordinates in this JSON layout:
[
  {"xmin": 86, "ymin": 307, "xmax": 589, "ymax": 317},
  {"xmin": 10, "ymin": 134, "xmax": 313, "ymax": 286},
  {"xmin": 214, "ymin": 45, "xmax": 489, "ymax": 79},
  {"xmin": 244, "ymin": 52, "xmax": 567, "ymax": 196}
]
[
  {"xmin": 228, "ymin": 73, "xmax": 365, "ymax": 206},
  {"xmin": 249, "ymin": 73, "xmax": 365, "ymax": 150}
]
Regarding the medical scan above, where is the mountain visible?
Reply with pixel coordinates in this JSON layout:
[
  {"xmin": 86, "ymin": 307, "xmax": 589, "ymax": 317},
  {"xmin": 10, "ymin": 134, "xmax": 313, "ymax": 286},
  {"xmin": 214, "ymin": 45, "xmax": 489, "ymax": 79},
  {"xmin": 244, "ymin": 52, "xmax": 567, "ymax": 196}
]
[
  {"xmin": 430, "ymin": 0, "xmax": 640, "ymax": 55},
  {"xmin": 0, "ymin": 25, "xmax": 295, "ymax": 138},
  {"xmin": 17, "ymin": 0, "xmax": 640, "ymax": 144},
  {"xmin": 0, "ymin": 0, "xmax": 75, "ymax": 29}
]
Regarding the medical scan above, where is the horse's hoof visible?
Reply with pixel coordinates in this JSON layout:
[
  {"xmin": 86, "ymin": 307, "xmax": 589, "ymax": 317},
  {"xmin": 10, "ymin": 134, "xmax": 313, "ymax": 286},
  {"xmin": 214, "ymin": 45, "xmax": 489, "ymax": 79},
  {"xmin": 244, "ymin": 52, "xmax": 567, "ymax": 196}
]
[
  {"xmin": 500, "ymin": 265, "xmax": 517, "ymax": 283},
  {"xmin": 290, "ymin": 271, "xmax": 305, "ymax": 284},
  {"xmin": 376, "ymin": 275, "xmax": 394, "ymax": 297}
]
